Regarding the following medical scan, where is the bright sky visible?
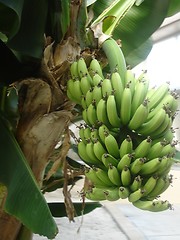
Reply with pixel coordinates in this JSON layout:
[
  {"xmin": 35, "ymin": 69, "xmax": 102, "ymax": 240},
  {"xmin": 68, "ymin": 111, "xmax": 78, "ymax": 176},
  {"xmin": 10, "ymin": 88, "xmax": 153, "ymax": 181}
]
[{"xmin": 133, "ymin": 35, "xmax": 180, "ymax": 90}]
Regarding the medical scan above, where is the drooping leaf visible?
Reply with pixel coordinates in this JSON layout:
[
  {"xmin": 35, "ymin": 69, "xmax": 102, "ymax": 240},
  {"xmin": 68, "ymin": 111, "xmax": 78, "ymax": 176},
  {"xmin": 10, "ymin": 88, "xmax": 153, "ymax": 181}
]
[
  {"xmin": 167, "ymin": 0, "xmax": 180, "ymax": 16},
  {"xmin": 48, "ymin": 202, "xmax": 102, "ymax": 218},
  {"xmin": 0, "ymin": 114, "xmax": 58, "ymax": 238},
  {"xmin": 0, "ymin": 0, "xmax": 24, "ymax": 39}
]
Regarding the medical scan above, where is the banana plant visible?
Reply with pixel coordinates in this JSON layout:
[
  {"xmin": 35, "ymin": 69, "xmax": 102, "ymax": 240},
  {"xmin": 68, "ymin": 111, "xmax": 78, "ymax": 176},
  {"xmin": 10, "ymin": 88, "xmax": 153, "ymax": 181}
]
[{"xmin": 0, "ymin": 0, "xmax": 180, "ymax": 239}]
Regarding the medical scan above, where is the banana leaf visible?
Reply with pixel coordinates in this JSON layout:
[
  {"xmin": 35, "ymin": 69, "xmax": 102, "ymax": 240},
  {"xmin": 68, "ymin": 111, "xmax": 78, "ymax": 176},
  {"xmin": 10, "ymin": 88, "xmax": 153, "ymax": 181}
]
[
  {"xmin": 0, "ymin": 114, "xmax": 58, "ymax": 239},
  {"xmin": 167, "ymin": 0, "xmax": 180, "ymax": 16}
]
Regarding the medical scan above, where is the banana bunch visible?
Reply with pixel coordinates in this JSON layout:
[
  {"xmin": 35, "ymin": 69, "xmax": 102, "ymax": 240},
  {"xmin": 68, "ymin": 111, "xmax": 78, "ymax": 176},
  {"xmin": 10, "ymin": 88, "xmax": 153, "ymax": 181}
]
[{"xmin": 67, "ymin": 38, "xmax": 179, "ymax": 212}]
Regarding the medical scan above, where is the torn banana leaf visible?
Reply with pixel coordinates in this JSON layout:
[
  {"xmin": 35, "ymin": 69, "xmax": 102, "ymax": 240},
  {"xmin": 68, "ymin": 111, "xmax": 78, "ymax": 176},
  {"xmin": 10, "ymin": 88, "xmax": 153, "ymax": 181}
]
[{"xmin": 0, "ymin": 114, "xmax": 58, "ymax": 239}]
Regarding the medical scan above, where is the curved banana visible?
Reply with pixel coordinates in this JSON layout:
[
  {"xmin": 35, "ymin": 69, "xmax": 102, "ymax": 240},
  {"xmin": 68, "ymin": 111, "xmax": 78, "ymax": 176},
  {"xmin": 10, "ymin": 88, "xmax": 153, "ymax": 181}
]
[
  {"xmin": 120, "ymin": 86, "xmax": 132, "ymax": 125},
  {"xmin": 85, "ymin": 88, "xmax": 94, "ymax": 107},
  {"xmin": 77, "ymin": 58, "xmax": 92, "ymax": 83},
  {"xmin": 121, "ymin": 166, "xmax": 132, "ymax": 187},
  {"xmin": 118, "ymin": 186, "xmax": 130, "ymax": 199},
  {"xmin": 130, "ymin": 175, "xmax": 142, "ymax": 192},
  {"xmin": 130, "ymin": 157, "xmax": 146, "ymax": 175},
  {"xmin": 98, "ymin": 124, "xmax": 110, "ymax": 143},
  {"xmin": 92, "ymin": 73, "xmax": 103, "ymax": 86},
  {"xmin": 128, "ymin": 188, "xmax": 145, "ymax": 203},
  {"xmin": 89, "ymin": 58, "xmax": 104, "ymax": 79},
  {"xmin": 104, "ymin": 132, "xmax": 119, "ymax": 159},
  {"xmin": 117, "ymin": 153, "xmax": 133, "ymax": 171},
  {"xmin": 86, "ymin": 140, "xmax": 103, "ymax": 167},
  {"xmin": 146, "ymin": 141, "xmax": 165, "ymax": 160},
  {"xmin": 86, "ymin": 102, "xmax": 98, "ymax": 126},
  {"xmin": 96, "ymin": 98, "xmax": 111, "ymax": 128},
  {"xmin": 101, "ymin": 153, "xmax": 119, "ymax": 169},
  {"xmin": 93, "ymin": 139, "xmax": 107, "ymax": 161},
  {"xmin": 108, "ymin": 165, "xmax": 121, "ymax": 186},
  {"xmin": 80, "ymin": 75, "xmax": 92, "ymax": 95},
  {"xmin": 67, "ymin": 79, "xmax": 81, "ymax": 104},
  {"xmin": 85, "ymin": 168, "xmax": 105, "ymax": 186},
  {"xmin": 159, "ymin": 140, "xmax": 177, "ymax": 157},
  {"xmin": 78, "ymin": 141, "xmax": 90, "ymax": 164},
  {"xmin": 96, "ymin": 168, "xmax": 114, "ymax": 186},
  {"xmin": 73, "ymin": 79, "xmax": 83, "ymax": 103},
  {"xmin": 102, "ymin": 78, "xmax": 113, "ymax": 97},
  {"xmin": 85, "ymin": 187, "xmax": 106, "ymax": 201},
  {"xmin": 82, "ymin": 109, "xmax": 91, "ymax": 125},
  {"xmin": 134, "ymin": 136, "xmax": 152, "ymax": 158},
  {"xmin": 119, "ymin": 135, "xmax": 133, "ymax": 158},
  {"xmin": 92, "ymin": 85, "xmax": 103, "ymax": 106},
  {"xmin": 139, "ymin": 158, "xmax": 161, "ymax": 175},
  {"xmin": 70, "ymin": 61, "xmax": 79, "ymax": 79},
  {"xmin": 128, "ymin": 99, "xmax": 149, "ymax": 130},
  {"xmin": 104, "ymin": 188, "xmax": 120, "ymax": 201},
  {"xmin": 142, "ymin": 175, "xmax": 158, "ymax": 197},
  {"xmin": 133, "ymin": 199, "xmax": 172, "ymax": 212},
  {"xmin": 107, "ymin": 94, "xmax": 121, "ymax": 128},
  {"xmin": 125, "ymin": 69, "xmax": 136, "ymax": 96},
  {"xmin": 111, "ymin": 71, "xmax": 124, "ymax": 110},
  {"xmin": 102, "ymin": 38, "xmax": 126, "ymax": 86}
]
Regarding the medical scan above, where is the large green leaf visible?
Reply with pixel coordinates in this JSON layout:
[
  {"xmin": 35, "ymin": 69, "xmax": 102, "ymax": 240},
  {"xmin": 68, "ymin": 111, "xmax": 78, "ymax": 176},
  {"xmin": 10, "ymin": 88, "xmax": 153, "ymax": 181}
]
[
  {"xmin": 0, "ymin": 114, "xmax": 58, "ymax": 238},
  {"xmin": 7, "ymin": 0, "xmax": 48, "ymax": 60},
  {"xmin": 0, "ymin": 0, "xmax": 24, "ymax": 39},
  {"xmin": 167, "ymin": 0, "xmax": 180, "ymax": 16}
]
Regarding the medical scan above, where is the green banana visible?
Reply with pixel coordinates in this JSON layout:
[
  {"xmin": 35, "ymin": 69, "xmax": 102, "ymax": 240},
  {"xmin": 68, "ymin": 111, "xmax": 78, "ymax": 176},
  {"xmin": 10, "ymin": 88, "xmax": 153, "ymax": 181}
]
[
  {"xmin": 85, "ymin": 187, "xmax": 106, "ymax": 201},
  {"xmin": 130, "ymin": 157, "xmax": 145, "ymax": 175},
  {"xmin": 92, "ymin": 73, "xmax": 103, "ymax": 86},
  {"xmin": 146, "ymin": 141, "xmax": 165, "ymax": 160},
  {"xmin": 120, "ymin": 86, "xmax": 132, "ymax": 125},
  {"xmin": 95, "ymin": 168, "xmax": 114, "ymax": 186},
  {"xmin": 89, "ymin": 58, "xmax": 104, "ymax": 79},
  {"xmin": 108, "ymin": 165, "xmax": 121, "ymax": 186},
  {"xmin": 102, "ymin": 38, "xmax": 126, "ymax": 86},
  {"xmin": 134, "ymin": 136, "xmax": 152, "ymax": 158},
  {"xmin": 73, "ymin": 79, "xmax": 83, "ymax": 103},
  {"xmin": 102, "ymin": 78, "xmax": 113, "ymax": 97},
  {"xmin": 80, "ymin": 75, "xmax": 92, "ymax": 95},
  {"xmin": 156, "ymin": 157, "xmax": 173, "ymax": 176},
  {"xmin": 104, "ymin": 188, "xmax": 120, "ymax": 201},
  {"xmin": 82, "ymin": 109, "xmax": 91, "ymax": 125},
  {"xmin": 137, "ymin": 108, "xmax": 167, "ymax": 136},
  {"xmin": 117, "ymin": 153, "xmax": 133, "ymax": 171},
  {"xmin": 77, "ymin": 58, "xmax": 92, "ymax": 81},
  {"xmin": 130, "ymin": 175, "xmax": 142, "ymax": 192},
  {"xmin": 85, "ymin": 88, "xmax": 94, "ymax": 107},
  {"xmin": 90, "ymin": 128, "xmax": 101, "ymax": 143},
  {"xmin": 119, "ymin": 135, "xmax": 133, "ymax": 158},
  {"xmin": 70, "ymin": 61, "xmax": 79, "ymax": 79},
  {"xmin": 159, "ymin": 140, "xmax": 177, "ymax": 157},
  {"xmin": 67, "ymin": 89, "xmax": 79, "ymax": 103},
  {"xmin": 125, "ymin": 69, "xmax": 136, "ymax": 96},
  {"xmin": 78, "ymin": 124, "xmax": 86, "ymax": 143},
  {"xmin": 81, "ymin": 95, "xmax": 88, "ymax": 109},
  {"xmin": 67, "ymin": 79, "xmax": 81, "ymax": 104},
  {"xmin": 128, "ymin": 188, "xmax": 145, "ymax": 203},
  {"xmin": 78, "ymin": 141, "xmax": 92, "ymax": 165},
  {"xmin": 121, "ymin": 166, "xmax": 132, "ymax": 187},
  {"xmin": 83, "ymin": 125, "xmax": 92, "ymax": 140},
  {"xmin": 92, "ymin": 85, "xmax": 103, "ymax": 106},
  {"xmin": 139, "ymin": 158, "xmax": 161, "ymax": 175},
  {"xmin": 104, "ymin": 132, "xmax": 119, "ymax": 159},
  {"xmin": 110, "ymin": 71, "xmax": 124, "ymax": 110},
  {"xmin": 101, "ymin": 153, "xmax": 119, "ymax": 169},
  {"xmin": 98, "ymin": 124, "xmax": 110, "ymax": 143},
  {"xmin": 93, "ymin": 139, "xmax": 107, "ymax": 161},
  {"xmin": 86, "ymin": 139, "xmax": 103, "ymax": 166},
  {"xmin": 148, "ymin": 82, "xmax": 170, "ymax": 110},
  {"xmin": 96, "ymin": 98, "xmax": 111, "ymax": 128},
  {"xmin": 107, "ymin": 94, "xmax": 121, "ymax": 128},
  {"xmin": 132, "ymin": 199, "xmax": 172, "ymax": 212},
  {"xmin": 142, "ymin": 175, "xmax": 158, "ymax": 197},
  {"xmin": 131, "ymin": 79, "xmax": 149, "ymax": 116},
  {"xmin": 118, "ymin": 186, "xmax": 130, "ymax": 199},
  {"xmin": 128, "ymin": 99, "xmax": 149, "ymax": 130},
  {"xmin": 85, "ymin": 168, "xmax": 105, "ymax": 187},
  {"xmin": 86, "ymin": 102, "xmax": 98, "ymax": 126}
]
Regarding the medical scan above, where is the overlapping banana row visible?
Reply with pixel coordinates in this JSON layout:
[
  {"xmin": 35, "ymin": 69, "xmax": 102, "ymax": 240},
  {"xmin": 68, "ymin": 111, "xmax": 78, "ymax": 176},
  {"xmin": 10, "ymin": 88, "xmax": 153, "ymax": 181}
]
[{"xmin": 67, "ymin": 40, "xmax": 179, "ymax": 212}]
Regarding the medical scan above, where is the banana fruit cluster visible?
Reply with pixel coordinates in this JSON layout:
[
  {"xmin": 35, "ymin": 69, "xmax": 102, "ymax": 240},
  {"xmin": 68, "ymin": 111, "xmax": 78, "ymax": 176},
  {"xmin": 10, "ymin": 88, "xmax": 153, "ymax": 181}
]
[{"xmin": 67, "ymin": 40, "xmax": 179, "ymax": 212}]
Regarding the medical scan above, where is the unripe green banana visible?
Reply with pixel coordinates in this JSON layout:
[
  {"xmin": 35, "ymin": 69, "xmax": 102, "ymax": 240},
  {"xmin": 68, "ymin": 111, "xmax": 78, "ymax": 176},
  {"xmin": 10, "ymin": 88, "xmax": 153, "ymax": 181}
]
[
  {"xmin": 80, "ymin": 75, "xmax": 92, "ymax": 95},
  {"xmin": 67, "ymin": 89, "xmax": 78, "ymax": 103},
  {"xmin": 142, "ymin": 175, "xmax": 158, "ymax": 197},
  {"xmin": 130, "ymin": 175, "xmax": 142, "ymax": 192},
  {"xmin": 128, "ymin": 188, "xmax": 145, "ymax": 203},
  {"xmin": 101, "ymin": 153, "xmax": 119, "ymax": 169},
  {"xmin": 104, "ymin": 188, "xmax": 120, "ymax": 201},
  {"xmin": 83, "ymin": 125, "xmax": 92, "ymax": 140},
  {"xmin": 92, "ymin": 84, "xmax": 103, "ymax": 106},
  {"xmin": 73, "ymin": 79, "xmax": 83, "ymax": 103},
  {"xmin": 139, "ymin": 158, "xmax": 161, "ymax": 175},
  {"xmin": 125, "ymin": 69, "xmax": 136, "ymax": 96},
  {"xmin": 82, "ymin": 109, "xmax": 91, "ymax": 126},
  {"xmin": 121, "ymin": 165, "xmax": 132, "ymax": 187},
  {"xmin": 104, "ymin": 132, "xmax": 119, "ymax": 158},
  {"xmin": 148, "ymin": 82, "xmax": 170, "ymax": 110},
  {"xmin": 146, "ymin": 86, "xmax": 156, "ymax": 99},
  {"xmin": 86, "ymin": 139, "xmax": 103, "ymax": 166},
  {"xmin": 77, "ymin": 58, "xmax": 92, "ymax": 82},
  {"xmin": 102, "ymin": 38, "xmax": 126, "ymax": 86},
  {"xmin": 89, "ymin": 58, "xmax": 104, "ymax": 79},
  {"xmin": 85, "ymin": 168, "xmax": 105, "ymax": 187},
  {"xmin": 132, "ymin": 199, "xmax": 172, "ymax": 212},
  {"xmin": 117, "ymin": 153, "xmax": 133, "ymax": 171},
  {"xmin": 137, "ymin": 108, "xmax": 167, "ymax": 136},
  {"xmin": 111, "ymin": 71, "xmax": 124, "ymax": 110},
  {"xmin": 119, "ymin": 135, "xmax": 133, "ymax": 158},
  {"xmin": 86, "ymin": 102, "xmax": 98, "ymax": 126},
  {"xmin": 120, "ymin": 86, "xmax": 132, "ymax": 125},
  {"xmin": 130, "ymin": 157, "xmax": 145, "ymax": 175},
  {"xmin": 156, "ymin": 157, "xmax": 173, "ymax": 176},
  {"xmin": 85, "ymin": 88, "xmax": 94, "ymax": 107},
  {"xmin": 81, "ymin": 95, "xmax": 88, "ymax": 109},
  {"xmin": 93, "ymin": 139, "xmax": 107, "ymax": 161},
  {"xmin": 90, "ymin": 128, "xmax": 101, "ymax": 143},
  {"xmin": 67, "ymin": 79, "xmax": 81, "ymax": 104},
  {"xmin": 92, "ymin": 73, "xmax": 103, "ymax": 86},
  {"xmin": 118, "ymin": 186, "xmax": 130, "ymax": 199},
  {"xmin": 78, "ymin": 140, "xmax": 91, "ymax": 164},
  {"xmin": 108, "ymin": 164, "xmax": 121, "ymax": 186},
  {"xmin": 107, "ymin": 94, "xmax": 121, "ymax": 128},
  {"xmin": 95, "ymin": 168, "xmax": 114, "ymax": 186},
  {"xmin": 96, "ymin": 98, "xmax": 111, "ymax": 128},
  {"xmin": 78, "ymin": 124, "xmax": 86, "ymax": 143},
  {"xmin": 70, "ymin": 61, "xmax": 79, "ymax": 79},
  {"xmin": 156, "ymin": 174, "xmax": 173, "ymax": 196},
  {"xmin": 85, "ymin": 187, "xmax": 106, "ymax": 201},
  {"xmin": 98, "ymin": 124, "xmax": 110, "ymax": 143},
  {"xmin": 128, "ymin": 99, "xmax": 149, "ymax": 130},
  {"xmin": 159, "ymin": 140, "xmax": 177, "ymax": 157},
  {"xmin": 134, "ymin": 136, "xmax": 152, "ymax": 158},
  {"xmin": 102, "ymin": 78, "xmax": 113, "ymax": 97},
  {"xmin": 146, "ymin": 141, "xmax": 165, "ymax": 160},
  {"xmin": 131, "ymin": 79, "xmax": 149, "ymax": 116}
]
